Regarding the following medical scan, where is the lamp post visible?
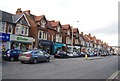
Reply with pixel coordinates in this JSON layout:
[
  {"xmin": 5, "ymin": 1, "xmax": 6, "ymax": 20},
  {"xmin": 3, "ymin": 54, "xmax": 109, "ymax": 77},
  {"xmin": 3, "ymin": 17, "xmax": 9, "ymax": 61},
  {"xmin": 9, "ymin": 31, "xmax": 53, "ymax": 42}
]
[
  {"xmin": 72, "ymin": 27, "xmax": 73, "ymax": 52},
  {"xmin": 72, "ymin": 21, "xmax": 79, "ymax": 52}
]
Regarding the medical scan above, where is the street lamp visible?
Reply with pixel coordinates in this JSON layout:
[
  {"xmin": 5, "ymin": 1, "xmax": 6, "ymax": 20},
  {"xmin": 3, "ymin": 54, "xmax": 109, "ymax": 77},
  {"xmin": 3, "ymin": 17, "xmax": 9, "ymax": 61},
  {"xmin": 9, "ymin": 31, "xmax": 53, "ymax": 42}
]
[{"xmin": 72, "ymin": 21, "xmax": 80, "ymax": 52}]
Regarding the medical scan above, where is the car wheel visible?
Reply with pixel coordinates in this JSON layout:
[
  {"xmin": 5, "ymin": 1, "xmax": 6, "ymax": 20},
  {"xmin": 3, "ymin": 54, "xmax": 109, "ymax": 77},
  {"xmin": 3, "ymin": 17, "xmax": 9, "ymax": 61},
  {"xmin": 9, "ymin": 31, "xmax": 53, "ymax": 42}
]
[
  {"xmin": 33, "ymin": 58, "xmax": 37, "ymax": 64},
  {"xmin": 10, "ymin": 57, "xmax": 14, "ymax": 61},
  {"xmin": 21, "ymin": 61, "xmax": 25, "ymax": 63},
  {"xmin": 46, "ymin": 58, "xmax": 50, "ymax": 62}
]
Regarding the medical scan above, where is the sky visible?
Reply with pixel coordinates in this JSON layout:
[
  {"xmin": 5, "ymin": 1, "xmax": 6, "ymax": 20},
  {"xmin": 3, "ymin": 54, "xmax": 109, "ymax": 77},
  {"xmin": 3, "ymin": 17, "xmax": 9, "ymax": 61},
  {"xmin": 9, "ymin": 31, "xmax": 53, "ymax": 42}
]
[{"xmin": 0, "ymin": 0, "xmax": 119, "ymax": 46}]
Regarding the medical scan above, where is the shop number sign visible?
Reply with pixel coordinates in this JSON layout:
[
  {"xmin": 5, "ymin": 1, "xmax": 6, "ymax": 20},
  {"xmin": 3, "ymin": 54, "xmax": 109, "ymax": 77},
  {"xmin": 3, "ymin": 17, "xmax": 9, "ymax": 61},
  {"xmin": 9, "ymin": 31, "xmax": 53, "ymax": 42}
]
[{"xmin": 17, "ymin": 37, "xmax": 28, "ymax": 41}]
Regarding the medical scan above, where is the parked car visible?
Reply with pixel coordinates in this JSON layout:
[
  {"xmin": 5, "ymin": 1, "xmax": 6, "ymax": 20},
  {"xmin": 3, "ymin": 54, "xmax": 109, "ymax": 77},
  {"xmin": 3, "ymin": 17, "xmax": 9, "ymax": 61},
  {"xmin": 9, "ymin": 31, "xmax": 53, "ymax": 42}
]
[
  {"xmin": 100, "ymin": 52, "xmax": 107, "ymax": 56},
  {"xmin": 0, "ymin": 52, "xmax": 2, "ymax": 58},
  {"xmin": 54, "ymin": 51, "xmax": 69, "ymax": 58},
  {"xmin": 2, "ymin": 49, "xmax": 22, "ymax": 61},
  {"xmin": 18, "ymin": 49, "xmax": 50, "ymax": 64},
  {"xmin": 80, "ymin": 52, "xmax": 87, "ymax": 57},
  {"xmin": 76, "ymin": 52, "xmax": 82, "ymax": 57},
  {"xmin": 67, "ymin": 52, "xmax": 79, "ymax": 58},
  {"xmin": 88, "ymin": 52, "xmax": 95, "ymax": 57}
]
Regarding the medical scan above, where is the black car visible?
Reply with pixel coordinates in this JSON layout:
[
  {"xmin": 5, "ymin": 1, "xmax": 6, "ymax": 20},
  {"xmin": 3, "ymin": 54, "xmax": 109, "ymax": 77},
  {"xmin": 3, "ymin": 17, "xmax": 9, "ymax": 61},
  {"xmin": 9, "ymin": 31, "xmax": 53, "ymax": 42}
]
[
  {"xmin": 80, "ymin": 52, "xmax": 87, "ymax": 57},
  {"xmin": 54, "ymin": 51, "xmax": 68, "ymax": 58},
  {"xmin": 2, "ymin": 49, "xmax": 22, "ymax": 61},
  {"xmin": 18, "ymin": 49, "xmax": 50, "ymax": 64}
]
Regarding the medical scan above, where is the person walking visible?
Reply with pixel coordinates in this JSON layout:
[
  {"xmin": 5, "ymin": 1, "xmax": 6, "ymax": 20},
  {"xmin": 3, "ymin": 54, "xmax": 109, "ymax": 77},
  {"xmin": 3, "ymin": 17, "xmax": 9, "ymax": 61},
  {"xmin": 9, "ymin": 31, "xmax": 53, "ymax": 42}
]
[{"xmin": 85, "ymin": 54, "xmax": 88, "ymax": 60}]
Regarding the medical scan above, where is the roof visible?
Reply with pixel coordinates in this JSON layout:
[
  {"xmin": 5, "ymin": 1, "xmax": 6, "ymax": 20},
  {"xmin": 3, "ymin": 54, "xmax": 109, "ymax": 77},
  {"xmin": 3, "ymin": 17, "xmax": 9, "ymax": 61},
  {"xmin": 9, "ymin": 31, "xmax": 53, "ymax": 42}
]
[
  {"xmin": 90, "ymin": 36, "xmax": 96, "ymax": 42},
  {"xmin": 62, "ymin": 24, "xmax": 70, "ymax": 29},
  {"xmin": 73, "ymin": 28, "xmax": 79, "ymax": 33},
  {"xmin": 83, "ymin": 35, "xmax": 89, "ymax": 42},
  {"xmin": 12, "ymin": 14, "xmax": 23, "ymax": 23},
  {"xmin": 46, "ymin": 21, "xmax": 56, "ymax": 31},
  {"xmin": 34, "ymin": 15, "xmax": 44, "ymax": 21},
  {"xmin": 49, "ymin": 21, "xmax": 60, "ymax": 27},
  {"xmin": 1, "ymin": 10, "xmax": 13, "ymax": 23},
  {"xmin": 96, "ymin": 39, "xmax": 101, "ymax": 44}
]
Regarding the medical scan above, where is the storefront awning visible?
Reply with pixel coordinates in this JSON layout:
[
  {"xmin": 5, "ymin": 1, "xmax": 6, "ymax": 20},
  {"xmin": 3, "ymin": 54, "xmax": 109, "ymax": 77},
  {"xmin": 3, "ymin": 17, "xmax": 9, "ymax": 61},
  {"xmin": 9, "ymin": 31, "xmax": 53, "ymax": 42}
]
[
  {"xmin": 54, "ymin": 43, "xmax": 66, "ymax": 47},
  {"xmin": 39, "ymin": 40, "xmax": 54, "ymax": 46}
]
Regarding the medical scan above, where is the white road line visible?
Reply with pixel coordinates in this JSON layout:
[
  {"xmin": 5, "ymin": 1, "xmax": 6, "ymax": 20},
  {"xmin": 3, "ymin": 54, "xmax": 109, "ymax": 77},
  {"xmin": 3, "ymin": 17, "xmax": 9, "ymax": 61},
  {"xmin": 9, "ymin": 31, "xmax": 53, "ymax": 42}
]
[{"xmin": 106, "ymin": 70, "xmax": 120, "ymax": 81}]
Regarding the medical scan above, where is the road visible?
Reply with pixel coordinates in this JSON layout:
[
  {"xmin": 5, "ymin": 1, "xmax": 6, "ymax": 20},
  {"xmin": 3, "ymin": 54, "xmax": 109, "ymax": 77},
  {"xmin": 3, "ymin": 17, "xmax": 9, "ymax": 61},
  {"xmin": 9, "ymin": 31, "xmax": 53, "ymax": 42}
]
[{"xmin": 1, "ymin": 56, "xmax": 119, "ymax": 80}]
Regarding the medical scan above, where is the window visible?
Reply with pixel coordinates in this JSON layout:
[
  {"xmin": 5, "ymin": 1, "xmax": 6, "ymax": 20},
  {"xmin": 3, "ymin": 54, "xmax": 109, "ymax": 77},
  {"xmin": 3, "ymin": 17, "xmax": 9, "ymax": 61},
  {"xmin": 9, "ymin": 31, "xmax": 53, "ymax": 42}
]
[
  {"xmin": 52, "ymin": 35, "xmax": 54, "ymax": 41},
  {"xmin": 38, "ymin": 30, "xmax": 43, "ymax": 39},
  {"xmin": 48, "ymin": 34, "xmax": 50, "ymax": 40},
  {"xmin": 21, "ymin": 26, "xmax": 24, "ymax": 35},
  {"xmin": 57, "ymin": 26, "xmax": 60, "ymax": 32},
  {"xmin": 41, "ymin": 20, "xmax": 46, "ymax": 28},
  {"xmin": 0, "ymin": 22, "xmax": 6, "ymax": 33},
  {"xmin": 39, "ymin": 51, "xmax": 44, "ymax": 55},
  {"xmin": 67, "ymin": 30, "xmax": 70, "ymax": 35},
  {"xmin": 15, "ymin": 24, "xmax": 21, "ymax": 34},
  {"xmin": 8, "ymin": 24, "xmax": 13, "ymax": 34},
  {"xmin": 25, "ymin": 28, "xmax": 27, "ymax": 35}
]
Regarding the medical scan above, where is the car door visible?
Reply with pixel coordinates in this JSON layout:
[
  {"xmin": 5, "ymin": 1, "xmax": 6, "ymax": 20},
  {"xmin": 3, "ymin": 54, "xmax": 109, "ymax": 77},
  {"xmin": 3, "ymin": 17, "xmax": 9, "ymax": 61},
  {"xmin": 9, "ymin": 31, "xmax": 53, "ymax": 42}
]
[
  {"xmin": 38, "ymin": 50, "xmax": 45, "ymax": 61},
  {"xmin": 10, "ymin": 50, "xmax": 17, "ymax": 58}
]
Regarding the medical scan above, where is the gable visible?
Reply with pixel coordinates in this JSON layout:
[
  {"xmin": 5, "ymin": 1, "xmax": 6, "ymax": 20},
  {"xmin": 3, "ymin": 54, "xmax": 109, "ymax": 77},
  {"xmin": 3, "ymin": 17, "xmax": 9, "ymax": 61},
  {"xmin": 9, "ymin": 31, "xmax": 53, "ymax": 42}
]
[{"xmin": 14, "ymin": 14, "xmax": 30, "ymax": 26}]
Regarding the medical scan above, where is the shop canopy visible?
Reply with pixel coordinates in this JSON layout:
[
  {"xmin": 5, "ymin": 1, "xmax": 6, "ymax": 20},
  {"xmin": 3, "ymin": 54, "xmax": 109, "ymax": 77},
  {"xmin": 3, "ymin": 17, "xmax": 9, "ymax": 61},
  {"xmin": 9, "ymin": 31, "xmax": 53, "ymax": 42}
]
[{"xmin": 54, "ymin": 43, "xmax": 66, "ymax": 47}]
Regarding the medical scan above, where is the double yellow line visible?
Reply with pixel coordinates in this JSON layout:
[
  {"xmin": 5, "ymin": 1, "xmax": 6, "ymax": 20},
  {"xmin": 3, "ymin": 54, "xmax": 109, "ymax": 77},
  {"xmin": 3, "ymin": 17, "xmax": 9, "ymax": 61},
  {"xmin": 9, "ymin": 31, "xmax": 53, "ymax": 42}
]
[{"xmin": 106, "ymin": 70, "xmax": 120, "ymax": 81}]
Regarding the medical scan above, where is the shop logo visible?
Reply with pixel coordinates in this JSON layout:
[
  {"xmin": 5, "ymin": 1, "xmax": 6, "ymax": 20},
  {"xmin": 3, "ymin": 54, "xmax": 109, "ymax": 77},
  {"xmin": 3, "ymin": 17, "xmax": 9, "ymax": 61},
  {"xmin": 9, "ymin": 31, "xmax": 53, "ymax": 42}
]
[{"xmin": 17, "ymin": 37, "xmax": 28, "ymax": 41}]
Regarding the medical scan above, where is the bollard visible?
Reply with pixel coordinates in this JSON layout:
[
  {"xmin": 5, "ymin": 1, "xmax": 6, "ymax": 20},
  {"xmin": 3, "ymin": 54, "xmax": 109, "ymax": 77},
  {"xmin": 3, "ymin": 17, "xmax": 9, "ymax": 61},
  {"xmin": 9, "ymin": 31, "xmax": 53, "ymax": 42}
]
[{"xmin": 85, "ymin": 54, "xmax": 88, "ymax": 60}]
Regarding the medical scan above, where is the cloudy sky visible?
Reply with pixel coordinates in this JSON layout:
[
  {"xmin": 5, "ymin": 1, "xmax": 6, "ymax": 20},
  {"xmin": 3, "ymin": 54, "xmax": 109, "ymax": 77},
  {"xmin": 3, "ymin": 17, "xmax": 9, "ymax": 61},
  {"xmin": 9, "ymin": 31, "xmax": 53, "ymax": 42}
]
[{"xmin": 1, "ymin": 0, "xmax": 119, "ymax": 46}]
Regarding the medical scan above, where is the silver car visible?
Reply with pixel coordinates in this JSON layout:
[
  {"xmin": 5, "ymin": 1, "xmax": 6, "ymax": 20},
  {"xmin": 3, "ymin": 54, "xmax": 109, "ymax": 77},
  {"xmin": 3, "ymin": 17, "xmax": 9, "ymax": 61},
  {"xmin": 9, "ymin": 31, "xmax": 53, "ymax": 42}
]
[{"xmin": 18, "ymin": 49, "xmax": 50, "ymax": 64}]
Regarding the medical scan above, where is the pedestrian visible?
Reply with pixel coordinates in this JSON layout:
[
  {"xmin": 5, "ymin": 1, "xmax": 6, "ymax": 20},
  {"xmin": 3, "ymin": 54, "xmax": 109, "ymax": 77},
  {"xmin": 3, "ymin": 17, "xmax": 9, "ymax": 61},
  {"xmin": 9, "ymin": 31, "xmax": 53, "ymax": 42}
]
[
  {"xmin": 2, "ymin": 45, "xmax": 6, "ymax": 52},
  {"xmin": 85, "ymin": 54, "xmax": 88, "ymax": 60}
]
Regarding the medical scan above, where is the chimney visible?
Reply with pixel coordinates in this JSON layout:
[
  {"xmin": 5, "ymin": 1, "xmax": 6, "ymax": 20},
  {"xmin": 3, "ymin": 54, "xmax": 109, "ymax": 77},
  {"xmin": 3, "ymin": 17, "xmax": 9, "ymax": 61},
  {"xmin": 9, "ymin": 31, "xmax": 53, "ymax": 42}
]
[
  {"xmin": 93, "ymin": 36, "xmax": 96, "ymax": 39},
  {"xmin": 81, "ymin": 32, "xmax": 83, "ymax": 35},
  {"xmin": 16, "ymin": 8, "xmax": 22, "ymax": 14},
  {"xmin": 88, "ymin": 33, "xmax": 91, "ymax": 37},
  {"xmin": 24, "ymin": 10, "xmax": 30, "ymax": 14}
]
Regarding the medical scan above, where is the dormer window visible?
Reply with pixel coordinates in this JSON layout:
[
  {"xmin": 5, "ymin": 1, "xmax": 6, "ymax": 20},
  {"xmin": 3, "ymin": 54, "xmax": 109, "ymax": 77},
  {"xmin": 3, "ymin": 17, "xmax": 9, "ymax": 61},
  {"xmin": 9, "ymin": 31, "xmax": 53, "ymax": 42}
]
[
  {"xmin": 57, "ymin": 26, "xmax": 60, "ymax": 32},
  {"xmin": 67, "ymin": 30, "xmax": 70, "ymax": 35},
  {"xmin": 41, "ymin": 20, "xmax": 46, "ymax": 28}
]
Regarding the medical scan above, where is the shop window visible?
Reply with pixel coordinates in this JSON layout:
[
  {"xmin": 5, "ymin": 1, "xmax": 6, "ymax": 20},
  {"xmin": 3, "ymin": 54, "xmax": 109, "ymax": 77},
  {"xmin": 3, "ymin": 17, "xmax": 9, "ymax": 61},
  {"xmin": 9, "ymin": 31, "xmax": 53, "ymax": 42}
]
[
  {"xmin": 0, "ymin": 22, "xmax": 6, "ymax": 33},
  {"xmin": 8, "ymin": 24, "xmax": 13, "ymax": 34}
]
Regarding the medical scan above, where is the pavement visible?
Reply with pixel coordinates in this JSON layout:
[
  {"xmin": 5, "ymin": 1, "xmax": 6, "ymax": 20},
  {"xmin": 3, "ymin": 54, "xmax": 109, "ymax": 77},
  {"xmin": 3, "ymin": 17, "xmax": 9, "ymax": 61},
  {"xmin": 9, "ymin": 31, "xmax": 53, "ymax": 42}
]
[{"xmin": 1, "ymin": 55, "xmax": 119, "ymax": 80}]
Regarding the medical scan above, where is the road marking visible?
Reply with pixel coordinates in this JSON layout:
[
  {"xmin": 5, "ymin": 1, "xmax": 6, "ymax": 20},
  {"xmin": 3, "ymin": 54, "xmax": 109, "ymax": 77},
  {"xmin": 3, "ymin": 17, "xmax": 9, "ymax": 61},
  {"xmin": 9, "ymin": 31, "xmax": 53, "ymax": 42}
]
[{"xmin": 106, "ymin": 70, "xmax": 120, "ymax": 81}]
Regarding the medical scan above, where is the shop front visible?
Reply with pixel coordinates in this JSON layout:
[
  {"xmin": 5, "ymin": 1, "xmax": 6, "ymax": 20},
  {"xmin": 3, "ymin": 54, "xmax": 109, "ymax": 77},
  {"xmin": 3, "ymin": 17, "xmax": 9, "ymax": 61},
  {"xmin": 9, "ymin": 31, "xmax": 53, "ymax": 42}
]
[
  {"xmin": 0, "ymin": 33, "xmax": 10, "ymax": 52},
  {"xmin": 38, "ymin": 40, "xmax": 54, "ymax": 55},
  {"xmin": 54, "ymin": 43, "xmax": 66, "ymax": 54},
  {"xmin": 10, "ymin": 35, "xmax": 35, "ymax": 51}
]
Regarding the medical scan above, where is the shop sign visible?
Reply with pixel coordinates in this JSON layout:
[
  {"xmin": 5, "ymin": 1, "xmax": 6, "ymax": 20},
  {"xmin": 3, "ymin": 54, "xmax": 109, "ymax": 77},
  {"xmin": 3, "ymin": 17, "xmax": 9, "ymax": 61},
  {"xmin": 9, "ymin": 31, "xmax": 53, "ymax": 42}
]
[
  {"xmin": 17, "ymin": 37, "xmax": 28, "ymax": 41},
  {"xmin": 10, "ymin": 35, "xmax": 35, "ymax": 42},
  {"xmin": 0, "ymin": 33, "xmax": 10, "ymax": 41}
]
